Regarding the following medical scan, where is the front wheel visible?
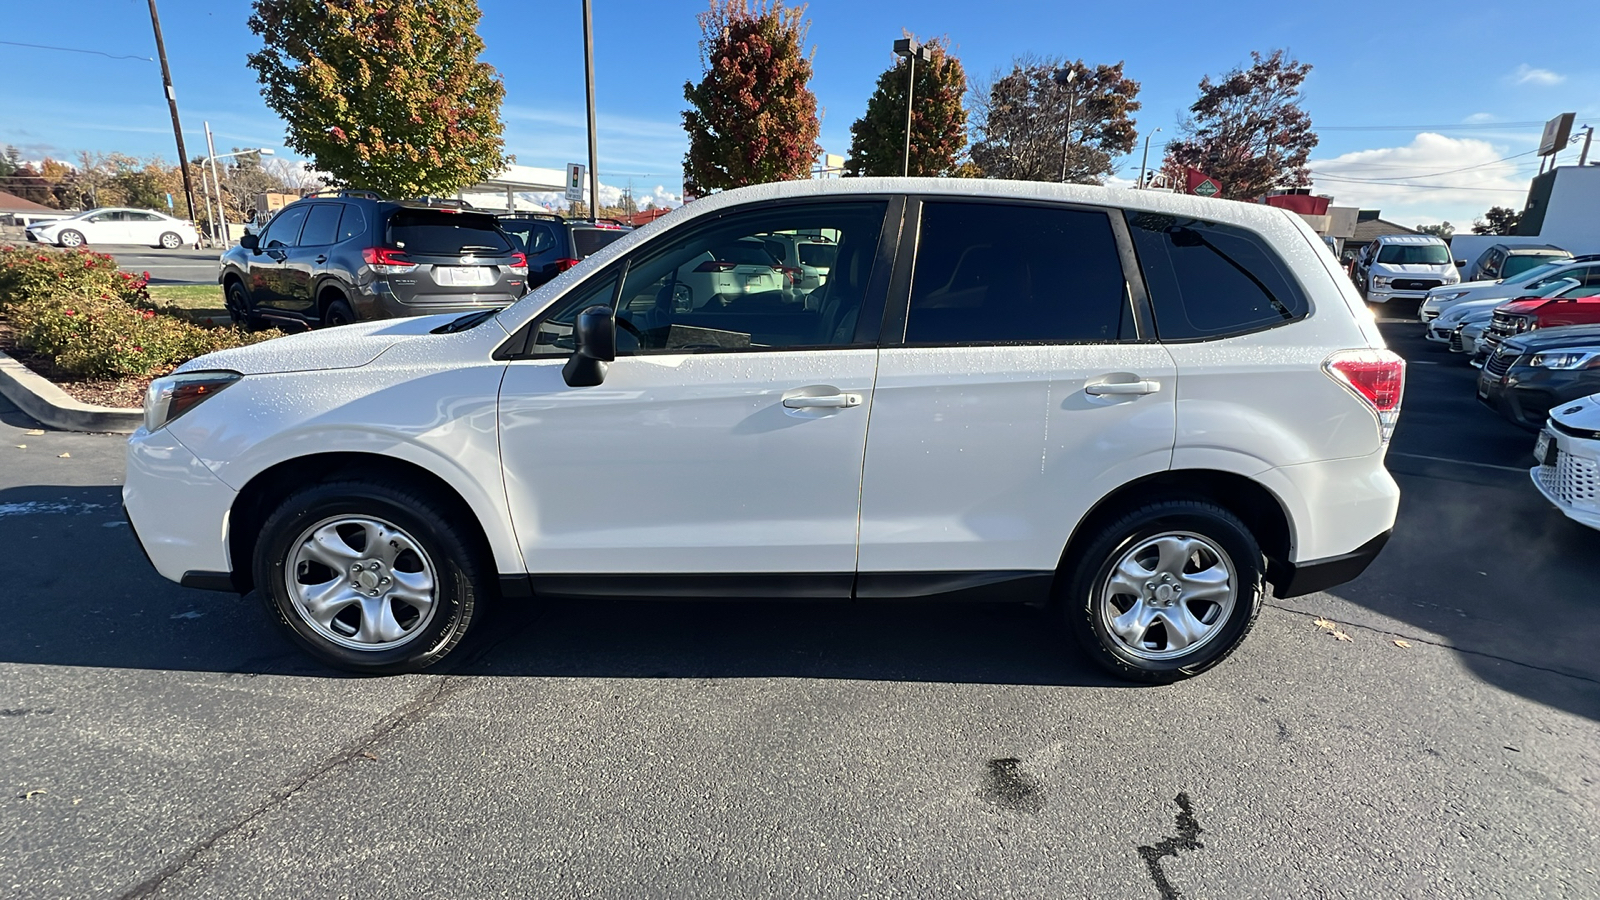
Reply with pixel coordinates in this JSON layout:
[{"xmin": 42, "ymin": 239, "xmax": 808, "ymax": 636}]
[
  {"xmin": 158, "ymin": 231, "xmax": 183, "ymax": 249},
  {"xmin": 253, "ymin": 480, "xmax": 488, "ymax": 674},
  {"xmin": 57, "ymin": 229, "xmax": 85, "ymax": 248},
  {"xmin": 1061, "ymin": 500, "xmax": 1264, "ymax": 683},
  {"xmin": 225, "ymin": 281, "xmax": 263, "ymax": 331}
]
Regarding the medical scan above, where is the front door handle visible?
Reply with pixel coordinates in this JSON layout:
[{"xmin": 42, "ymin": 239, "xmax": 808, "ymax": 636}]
[
  {"xmin": 314, "ymin": 254, "xmax": 327, "ymax": 264},
  {"xmin": 783, "ymin": 393, "xmax": 863, "ymax": 409},
  {"xmin": 1085, "ymin": 379, "xmax": 1161, "ymax": 396}
]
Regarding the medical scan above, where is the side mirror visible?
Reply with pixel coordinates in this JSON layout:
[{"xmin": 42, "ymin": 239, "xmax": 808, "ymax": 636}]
[
  {"xmin": 1454, "ymin": 260, "xmax": 1465, "ymax": 268},
  {"xmin": 561, "ymin": 305, "xmax": 617, "ymax": 387},
  {"xmin": 240, "ymin": 233, "xmax": 259, "ymax": 251}
]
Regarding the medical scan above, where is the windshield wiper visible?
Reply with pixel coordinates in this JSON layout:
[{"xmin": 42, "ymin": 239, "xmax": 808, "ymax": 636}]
[{"xmin": 432, "ymin": 308, "xmax": 502, "ymax": 334}]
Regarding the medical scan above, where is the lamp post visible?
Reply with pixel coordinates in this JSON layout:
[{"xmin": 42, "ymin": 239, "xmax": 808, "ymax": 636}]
[
  {"xmin": 1054, "ymin": 67, "xmax": 1077, "ymax": 183},
  {"xmin": 893, "ymin": 38, "xmax": 932, "ymax": 177},
  {"xmin": 200, "ymin": 146, "xmax": 273, "ymax": 244},
  {"xmin": 1138, "ymin": 127, "xmax": 1161, "ymax": 190}
]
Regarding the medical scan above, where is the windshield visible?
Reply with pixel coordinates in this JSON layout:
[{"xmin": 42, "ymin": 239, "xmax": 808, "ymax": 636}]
[
  {"xmin": 1503, "ymin": 255, "xmax": 1569, "ymax": 279},
  {"xmin": 387, "ymin": 210, "xmax": 513, "ymax": 256},
  {"xmin": 1376, "ymin": 243, "xmax": 1451, "ymax": 265}
]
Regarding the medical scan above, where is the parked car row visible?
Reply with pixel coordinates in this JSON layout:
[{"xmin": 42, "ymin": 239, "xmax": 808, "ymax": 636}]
[{"xmin": 1410, "ymin": 254, "xmax": 1600, "ymax": 532}]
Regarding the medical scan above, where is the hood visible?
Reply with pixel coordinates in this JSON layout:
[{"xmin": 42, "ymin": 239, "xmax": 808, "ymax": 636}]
[
  {"xmin": 174, "ymin": 313, "xmax": 471, "ymax": 376},
  {"xmin": 1550, "ymin": 395, "xmax": 1600, "ymax": 434},
  {"xmin": 1504, "ymin": 323, "xmax": 1600, "ymax": 352},
  {"xmin": 1497, "ymin": 299, "xmax": 1547, "ymax": 316},
  {"xmin": 1442, "ymin": 279, "xmax": 1501, "ymax": 292},
  {"xmin": 1372, "ymin": 263, "xmax": 1454, "ymax": 273},
  {"xmin": 1437, "ymin": 297, "xmax": 1508, "ymax": 324}
]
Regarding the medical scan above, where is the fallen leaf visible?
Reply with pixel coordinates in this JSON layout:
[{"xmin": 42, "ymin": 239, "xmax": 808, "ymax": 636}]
[
  {"xmin": 25, "ymin": 429, "xmax": 44, "ymax": 436},
  {"xmin": 359, "ymin": 750, "xmax": 379, "ymax": 761},
  {"xmin": 1393, "ymin": 639, "xmax": 1412, "ymax": 648},
  {"xmin": 57, "ymin": 452, "xmax": 70, "ymax": 458},
  {"xmin": 19, "ymin": 789, "xmax": 46, "ymax": 800},
  {"xmin": 1333, "ymin": 630, "xmax": 1352, "ymax": 642},
  {"xmin": 15, "ymin": 444, "xmax": 25, "ymax": 449},
  {"xmin": 1313, "ymin": 618, "xmax": 1336, "ymax": 630}
]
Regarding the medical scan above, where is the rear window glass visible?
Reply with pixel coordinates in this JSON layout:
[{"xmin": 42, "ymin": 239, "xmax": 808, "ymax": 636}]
[
  {"xmin": 1504, "ymin": 254, "xmax": 1567, "ymax": 278},
  {"xmin": 799, "ymin": 243, "xmax": 838, "ymax": 268},
  {"xmin": 1376, "ymin": 243, "xmax": 1451, "ymax": 265},
  {"xmin": 712, "ymin": 241, "xmax": 780, "ymax": 266},
  {"xmin": 573, "ymin": 227, "xmax": 626, "ymax": 258},
  {"xmin": 1124, "ymin": 211, "xmax": 1308, "ymax": 341},
  {"xmin": 387, "ymin": 210, "xmax": 512, "ymax": 255}
]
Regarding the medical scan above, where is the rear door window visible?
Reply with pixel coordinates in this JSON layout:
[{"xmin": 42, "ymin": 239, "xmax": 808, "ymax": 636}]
[
  {"xmin": 387, "ymin": 210, "xmax": 513, "ymax": 255},
  {"xmin": 1123, "ymin": 211, "xmax": 1308, "ymax": 341},
  {"xmin": 572, "ymin": 227, "xmax": 626, "ymax": 258},
  {"xmin": 903, "ymin": 201, "xmax": 1128, "ymax": 344}
]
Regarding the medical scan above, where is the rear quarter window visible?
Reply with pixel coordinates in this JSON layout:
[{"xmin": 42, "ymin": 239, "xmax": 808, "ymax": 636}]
[{"xmin": 1123, "ymin": 211, "xmax": 1309, "ymax": 341}]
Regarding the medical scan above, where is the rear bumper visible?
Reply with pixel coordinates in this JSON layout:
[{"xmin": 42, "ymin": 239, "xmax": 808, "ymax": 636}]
[{"xmin": 1271, "ymin": 530, "xmax": 1391, "ymax": 598}]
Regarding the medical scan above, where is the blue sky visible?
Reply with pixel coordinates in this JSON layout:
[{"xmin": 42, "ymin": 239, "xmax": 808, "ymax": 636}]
[{"xmin": 3, "ymin": 0, "xmax": 1597, "ymax": 225}]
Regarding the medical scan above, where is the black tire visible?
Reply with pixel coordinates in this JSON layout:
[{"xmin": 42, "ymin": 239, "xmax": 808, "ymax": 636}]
[
  {"xmin": 58, "ymin": 229, "xmax": 85, "ymax": 248},
  {"xmin": 254, "ymin": 479, "xmax": 488, "ymax": 674},
  {"xmin": 1061, "ymin": 499, "xmax": 1264, "ymax": 684},
  {"xmin": 158, "ymin": 231, "xmax": 183, "ymax": 249},
  {"xmin": 225, "ymin": 280, "xmax": 263, "ymax": 331},
  {"xmin": 323, "ymin": 297, "xmax": 357, "ymax": 327}
]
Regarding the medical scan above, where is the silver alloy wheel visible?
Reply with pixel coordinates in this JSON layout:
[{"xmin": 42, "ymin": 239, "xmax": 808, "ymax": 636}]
[
  {"xmin": 285, "ymin": 515, "xmax": 439, "ymax": 652},
  {"xmin": 1099, "ymin": 531, "xmax": 1237, "ymax": 661},
  {"xmin": 58, "ymin": 230, "xmax": 83, "ymax": 247},
  {"xmin": 160, "ymin": 231, "xmax": 182, "ymax": 249}
]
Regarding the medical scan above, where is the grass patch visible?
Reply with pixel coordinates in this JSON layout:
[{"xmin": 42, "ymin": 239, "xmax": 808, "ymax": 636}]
[{"xmin": 147, "ymin": 283, "xmax": 223, "ymax": 310}]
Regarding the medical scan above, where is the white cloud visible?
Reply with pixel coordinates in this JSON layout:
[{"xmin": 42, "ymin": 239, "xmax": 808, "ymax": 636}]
[
  {"xmin": 461, "ymin": 181, "xmax": 682, "ymax": 212},
  {"xmin": 1309, "ymin": 133, "xmax": 1534, "ymax": 225},
  {"xmin": 1511, "ymin": 64, "xmax": 1565, "ymax": 86},
  {"xmin": 1463, "ymin": 112, "xmax": 1496, "ymax": 124}
]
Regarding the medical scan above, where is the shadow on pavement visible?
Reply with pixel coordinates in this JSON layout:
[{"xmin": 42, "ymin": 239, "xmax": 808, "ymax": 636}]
[{"xmin": 0, "ymin": 483, "xmax": 1127, "ymax": 688}]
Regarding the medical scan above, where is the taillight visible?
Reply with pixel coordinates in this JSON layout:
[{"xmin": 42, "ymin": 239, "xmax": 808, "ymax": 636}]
[
  {"xmin": 508, "ymin": 251, "xmax": 528, "ymax": 276},
  {"xmin": 694, "ymin": 260, "xmax": 737, "ymax": 273},
  {"xmin": 1324, "ymin": 349, "xmax": 1406, "ymax": 446},
  {"xmin": 779, "ymin": 265, "xmax": 802, "ymax": 284},
  {"xmin": 554, "ymin": 257, "xmax": 581, "ymax": 272},
  {"xmin": 362, "ymin": 247, "xmax": 416, "ymax": 274}
]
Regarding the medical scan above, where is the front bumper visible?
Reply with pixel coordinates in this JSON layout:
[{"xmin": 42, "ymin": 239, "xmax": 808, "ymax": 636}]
[
  {"xmin": 123, "ymin": 426, "xmax": 239, "ymax": 586},
  {"xmin": 1479, "ymin": 366, "xmax": 1599, "ymax": 432},
  {"xmin": 1367, "ymin": 288, "xmax": 1434, "ymax": 304},
  {"xmin": 1530, "ymin": 430, "xmax": 1600, "ymax": 531}
]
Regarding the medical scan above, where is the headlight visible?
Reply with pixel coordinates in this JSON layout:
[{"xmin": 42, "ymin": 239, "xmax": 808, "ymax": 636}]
[
  {"xmin": 1374, "ymin": 276, "xmax": 1392, "ymax": 287},
  {"xmin": 1528, "ymin": 350, "xmax": 1600, "ymax": 370},
  {"xmin": 1433, "ymin": 291, "xmax": 1469, "ymax": 302},
  {"xmin": 144, "ymin": 371, "xmax": 241, "ymax": 432}
]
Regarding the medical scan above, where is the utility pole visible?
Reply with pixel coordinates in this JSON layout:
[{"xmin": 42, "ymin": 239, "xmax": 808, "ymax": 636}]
[
  {"xmin": 146, "ymin": 0, "xmax": 197, "ymax": 222},
  {"xmin": 205, "ymin": 122, "xmax": 226, "ymax": 244},
  {"xmin": 1580, "ymin": 125, "xmax": 1595, "ymax": 167},
  {"xmin": 582, "ymin": 0, "xmax": 600, "ymax": 224},
  {"xmin": 894, "ymin": 38, "xmax": 931, "ymax": 177}
]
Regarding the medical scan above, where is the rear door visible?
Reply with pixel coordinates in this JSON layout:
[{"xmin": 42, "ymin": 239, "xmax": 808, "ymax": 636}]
[
  {"xmin": 284, "ymin": 203, "xmax": 345, "ymax": 317},
  {"xmin": 856, "ymin": 199, "xmax": 1177, "ymax": 589}
]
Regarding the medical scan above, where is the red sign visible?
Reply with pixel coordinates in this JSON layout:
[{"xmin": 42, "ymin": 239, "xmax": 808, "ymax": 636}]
[{"xmin": 1185, "ymin": 167, "xmax": 1223, "ymax": 198}]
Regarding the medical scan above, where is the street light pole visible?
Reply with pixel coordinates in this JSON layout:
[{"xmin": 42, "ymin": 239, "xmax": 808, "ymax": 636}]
[
  {"xmin": 894, "ymin": 38, "xmax": 931, "ymax": 177},
  {"xmin": 199, "ymin": 143, "xmax": 274, "ymax": 245},
  {"xmin": 1054, "ymin": 67, "xmax": 1077, "ymax": 183},
  {"xmin": 146, "ymin": 0, "xmax": 197, "ymax": 223},
  {"xmin": 582, "ymin": 0, "xmax": 600, "ymax": 223},
  {"xmin": 1138, "ymin": 127, "xmax": 1162, "ymax": 190}
]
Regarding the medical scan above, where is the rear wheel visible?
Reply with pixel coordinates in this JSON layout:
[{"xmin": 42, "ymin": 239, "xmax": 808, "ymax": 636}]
[
  {"xmin": 57, "ymin": 229, "xmax": 85, "ymax": 248},
  {"xmin": 323, "ymin": 298, "xmax": 356, "ymax": 327},
  {"xmin": 1061, "ymin": 500, "xmax": 1264, "ymax": 683},
  {"xmin": 253, "ymin": 480, "xmax": 487, "ymax": 674}
]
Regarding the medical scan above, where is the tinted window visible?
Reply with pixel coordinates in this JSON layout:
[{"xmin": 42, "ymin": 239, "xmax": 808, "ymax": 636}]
[
  {"xmin": 299, "ymin": 204, "xmax": 343, "ymax": 246},
  {"xmin": 337, "ymin": 205, "xmax": 366, "ymax": 243},
  {"xmin": 263, "ymin": 205, "xmax": 310, "ymax": 249},
  {"xmin": 904, "ymin": 202, "xmax": 1127, "ymax": 345},
  {"xmin": 573, "ymin": 227, "xmax": 626, "ymax": 258},
  {"xmin": 387, "ymin": 210, "xmax": 513, "ymax": 255},
  {"xmin": 1504, "ymin": 255, "xmax": 1566, "ymax": 279},
  {"xmin": 1124, "ymin": 211, "xmax": 1308, "ymax": 340},
  {"xmin": 1375, "ymin": 243, "xmax": 1451, "ymax": 265},
  {"xmin": 612, "ymin": 201, "xmax": 886, "ymax": 352},
  {"xmin": 799, "ymin": 243, "xmax": 838, "ymax": 268},
  {"xmin": 499, "ymin": 220, "xmax": 555, "ymax": 255}
]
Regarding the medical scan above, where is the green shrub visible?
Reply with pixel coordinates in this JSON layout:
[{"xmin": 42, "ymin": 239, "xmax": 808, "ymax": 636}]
[{"xmin": 0, "ymin": 245, "xmax": 277, "ymax": 379}]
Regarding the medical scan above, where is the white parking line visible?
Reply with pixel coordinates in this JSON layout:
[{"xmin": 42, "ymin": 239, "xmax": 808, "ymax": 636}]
[{"xmin": 1388, "ymin": 452, "xmax": 1530, "ymax": 473}]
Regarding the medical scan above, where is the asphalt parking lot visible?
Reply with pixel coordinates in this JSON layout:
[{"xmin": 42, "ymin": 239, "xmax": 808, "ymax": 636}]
[
  {"xmin": 0, "ymin": 317, "xmax": 1596, "ymax": 899},
  {"xmin": 104, "ymin": 247, "xmax": 220, "ymax": 286}
]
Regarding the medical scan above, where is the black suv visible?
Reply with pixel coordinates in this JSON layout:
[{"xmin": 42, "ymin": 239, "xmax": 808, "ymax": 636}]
[
  {"xmin": 497, "ymin": 213, "xmax": 630, "ymax": 288},
  {"xmin": 220, "ymin": 192, "xmax": 528, "ymax": 329}
]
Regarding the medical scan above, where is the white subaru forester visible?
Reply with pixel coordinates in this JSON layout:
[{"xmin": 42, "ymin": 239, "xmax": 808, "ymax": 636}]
[{"xmin": 124, "ymin": 179, "xmax": 1404, "ymax": 683}]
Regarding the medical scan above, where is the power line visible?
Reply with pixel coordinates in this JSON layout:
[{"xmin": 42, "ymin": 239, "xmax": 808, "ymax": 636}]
[
  {"xmin": 0, "ymin": 40, "xmax": 153, "ymax": 62},
  {"xmin": 1310, "ymin": 174, "xmax": 1526, "ymax": 193},
  {"xmin": 1309, "ymin": 148, "xmax": 1541, "ymax": 181}
]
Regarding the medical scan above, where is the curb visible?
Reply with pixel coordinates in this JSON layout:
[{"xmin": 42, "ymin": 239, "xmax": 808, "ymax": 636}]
[{"xmin": 0, "ymin": 349, "xmax": 142, "ymax": 433}]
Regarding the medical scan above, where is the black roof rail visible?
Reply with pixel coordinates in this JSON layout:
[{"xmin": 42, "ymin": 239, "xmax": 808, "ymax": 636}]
[
  {"xmin": 1569, "ymin": 253, "xmax": 1600, "ymax": 263},
  {"xmin": 303, "ymin": 189, "xmax": 384, "ymax": 201},
  {"xmin": 403, "ymin": 196, "xmax": 476, "ymax": 209},
  {"xmin": 498, "ymin": 210, "xmax": 566, "ymax": 222}
]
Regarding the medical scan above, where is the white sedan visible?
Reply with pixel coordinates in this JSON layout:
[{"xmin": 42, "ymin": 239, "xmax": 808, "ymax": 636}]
[
  {"xmin": 1532, "ymin": 396, "xmax": 1600, "ymax": 531},
  {"xmin": 26, "ymin": 207, "xmax": 199, "ymax": 249}
]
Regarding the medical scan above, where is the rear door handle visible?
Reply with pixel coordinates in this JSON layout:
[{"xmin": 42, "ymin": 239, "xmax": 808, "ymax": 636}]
[
  {"xmin": 1085, "ymin": 380, "xmax": 1161, "ymax": 396},
  {"xmin": 783, "ymin": 393, "xmax": 863, "ymax": 409}
]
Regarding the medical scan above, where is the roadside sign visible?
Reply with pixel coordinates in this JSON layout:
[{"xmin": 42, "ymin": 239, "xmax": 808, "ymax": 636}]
[
  {"xmin": 1193, "ymin": 179, "xmax": 1219, "ymax": 197},
  {"xmin": 566, "ymin": 164, "xmax": 585, "ymax": 201},
  {"xmin": 1538, "ymin": 113, "xmax": 1575, "ymax": 157},
  {"xmin": 1185, "ymin": 167, "xmax": 1223, "ymax": 198},
  {"xmin": 165, "ymin": 193, "xmax": 174, "ymax": 209}
]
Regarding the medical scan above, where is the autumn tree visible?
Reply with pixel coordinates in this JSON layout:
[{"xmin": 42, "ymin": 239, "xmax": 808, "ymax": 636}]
[
  {"xmin": 844, "ymin": 35, "xmax": 968, "ymax": 177},
  {"xmin": 682, "ymin": 0, "xmax": 821, "ymax": 193},
  {"xmin": 1416, "ymin": 222, "xmax": 1454, "ymax": 238},
  {"xmin": 247, "ymin": 0, "xmax": 509, "ymax": 198},
  {"xmin": 1472, "ymin": 206, "xmax": 1522, "ymax": 235},
  {"xmin": 1164, "ymin": 50, "xmax": 1316, "ymax": 201},
  {"xmin": 968, "ymin": 56, "xmax": 1140, "ymax": 184}
]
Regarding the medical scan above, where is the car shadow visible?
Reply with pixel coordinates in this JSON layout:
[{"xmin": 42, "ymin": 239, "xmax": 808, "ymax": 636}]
[{"xmin": 0, "ymin": 483, "xmax": 1130, "ymax": 688}]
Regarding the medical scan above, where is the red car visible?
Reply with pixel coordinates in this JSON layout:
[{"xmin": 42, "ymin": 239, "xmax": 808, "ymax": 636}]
[{"xmin": 1480, "ymin": 281, "xmax": 1600, "ymax": 356}]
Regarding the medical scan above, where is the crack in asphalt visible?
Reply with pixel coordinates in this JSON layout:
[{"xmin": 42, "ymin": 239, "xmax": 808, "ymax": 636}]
[
  {"xmin": 1136, "ymin": 792, "xmax": 1205, "ymax": 900},
  {"xmin": 1264, "ymin": 603, "xmax": 1600, "ymax": 688},
  {"xmin": 113, "ymin": 676, "xmax": 470, "ymax": 900}
]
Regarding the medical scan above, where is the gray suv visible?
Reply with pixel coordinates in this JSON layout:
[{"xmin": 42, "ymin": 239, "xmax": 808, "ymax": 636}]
[{"xmin": 220, "ymin": 192, "xmax": 528, "ymax": 329}]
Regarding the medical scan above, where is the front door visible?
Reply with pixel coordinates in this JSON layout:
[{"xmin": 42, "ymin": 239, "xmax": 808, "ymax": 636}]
[
  {"xmin": 498, "ymin": 199, "xmax": 899, "ymax": 585},
  {"xmin": 857, "ymin": 199, "xmax": 1178, "ymax": 583},
  {"xmin": 249, "ymin": 204, "xmax": 309, "ymax": 313}
]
